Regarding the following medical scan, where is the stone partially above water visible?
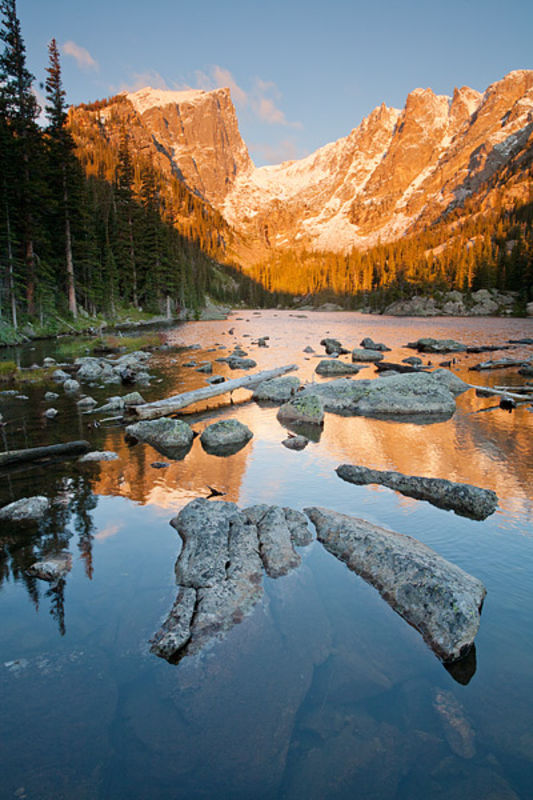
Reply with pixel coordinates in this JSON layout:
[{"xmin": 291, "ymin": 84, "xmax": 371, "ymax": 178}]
[
  {"xmin": 200, "ymin": 419, "xmax": 253, "ymax": 456},
  {"xmin": 125, "ymin": 417, "xmax": 194, "ymax": 459},
  {"xmin": 0, "ymin": 496, "xmax": 50, "ymax": 522},
  {"xmin": 252, "ymin": 375, "xmax": 301, "ymax": 403},
  {"xmin": 406, "ymin": 337, "xmax": 467, "ymax": 354},
  {"xmin": 277, "ymin": 394, "xmax": 325, "ymax": 426},
  {"xmin": 351, "ymin": 348, "xmax": 384, "ymax": 363},
  {"xmin": 299, "ymin": 373, "xmax": 457, "ymax": 420},
  {"xmin": 336, "ymin": 464, "xmax": 498, "ymax": 520},
  {"xmin": 315, "ymin": 359, "xmax": 362, "ymax": 376},
  {"xmin": 305, "ymin": 506, "xmax": 486, "ymax": 663},
  {"xmin": 27, "ymin": 552, "xmax": 72, "ymax": 583},
  {"xmin": 78, "ymin": 451, "xmax": 119, "ymax": 463},
  {"xmin": 151, "ymin": 498, "xmax": 313, "ymax": 662}
]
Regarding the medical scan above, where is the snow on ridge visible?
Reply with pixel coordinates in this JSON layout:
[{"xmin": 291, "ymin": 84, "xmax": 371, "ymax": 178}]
[{"xmin": 127, "ymin": 86, "xmax": 220, "ymax": 115}]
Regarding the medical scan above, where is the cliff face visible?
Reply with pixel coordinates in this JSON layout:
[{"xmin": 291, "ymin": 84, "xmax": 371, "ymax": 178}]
[{"xmin": 69, "ymin": 71, "xmax": 533, "ymax": 264}]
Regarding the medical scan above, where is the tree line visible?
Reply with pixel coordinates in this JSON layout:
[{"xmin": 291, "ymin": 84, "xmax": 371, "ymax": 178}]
[{"xmin": 0, "ymin": 0, "xmax": 267, "ymax": 331}]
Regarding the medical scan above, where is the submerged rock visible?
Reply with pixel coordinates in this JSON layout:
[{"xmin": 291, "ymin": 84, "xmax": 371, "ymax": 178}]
[
  {"xmin": 151, "ymin": 498, "xmax": 313, "ymax": 662},
  {"xmin": 282, "ymin": 434, "xmax": 309, "ymax": 451},
  {"xmin": 0, "ymin": 496, "xmax": 50, "ymax": 522},
  {"xmin": 200, "ymin": 419, "xmax": 253, "ymax": 456},
  {"xmin": 315, "ymin": 359, "xmax": 362, "ymax": 376},
  {"xmin": 126, "ymin": 417, "xmax": 194, "ymax": 459},
  {"xmin": 27, "ymin": 552, "xmax": 72, "ymax": 583},
  {"xmin": 252, "ymin": 375, "xmax": 300, "ymax": 403},
  {"xmin": 433, "ymin": 689, "xmax": 476, "ymax": 758},
  {"xmin": 305, "ymin": 506, "xmax": 486, "ymax": 663},
  {"xmin": 336, "ymin": 464, "xmax": 498, "ymax": 520}
]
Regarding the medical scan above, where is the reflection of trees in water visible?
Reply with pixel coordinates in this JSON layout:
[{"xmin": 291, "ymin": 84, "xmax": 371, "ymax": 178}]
[{"xmin": 0, "ymin": 469, "xmax": 98, "ymax": 634}]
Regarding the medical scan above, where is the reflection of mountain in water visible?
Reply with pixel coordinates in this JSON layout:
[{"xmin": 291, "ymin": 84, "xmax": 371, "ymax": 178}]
[{"xmin": 92, "ymin": 425, "xmax": 253, "ymax": 508}]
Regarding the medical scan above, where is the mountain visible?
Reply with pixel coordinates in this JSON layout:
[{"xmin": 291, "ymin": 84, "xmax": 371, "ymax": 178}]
[{"xmin": 68, "ymin": 71, "xmax": 533, "ymax": 269}]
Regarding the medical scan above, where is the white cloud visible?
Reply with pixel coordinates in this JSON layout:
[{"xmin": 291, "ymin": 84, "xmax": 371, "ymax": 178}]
[
  {"xmin": 194, "ymin": 65, "xmax": 301, "ymax": 128},
  {"xmin": 62, "ymin": 41, "xmax": 98, "ymax": 71},
  {"xmin": 251, "ymin": 138, "xmax": 300, "ymax": 165},
  {"xmin": 120, "ymin": 70, "xmax": 170, "ymax": 92}
]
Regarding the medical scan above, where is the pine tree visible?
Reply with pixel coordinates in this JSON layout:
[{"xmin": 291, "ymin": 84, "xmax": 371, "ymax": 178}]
[
  {"xmin": 44, "ymin": 37, "xmax": 78, "ymax": 316},
  {"xmin": 0, "ymin": 0, "xmax": 40, "ymax": 315}
]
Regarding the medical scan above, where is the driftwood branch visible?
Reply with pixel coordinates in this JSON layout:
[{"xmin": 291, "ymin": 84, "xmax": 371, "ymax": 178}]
[
  {"xmin": 0, "ymin": 440, "xmax": 91, "ymax": 467},
  {"xmin": 127, "ymin": 364, "xmax": 299, "ymax": 420},
  {"xmin": 467, "ymin": 383, "xmax": 533, "ymax": 402}
]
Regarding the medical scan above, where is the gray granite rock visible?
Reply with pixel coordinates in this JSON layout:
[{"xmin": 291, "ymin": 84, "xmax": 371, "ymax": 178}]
[
  {"xmin": 253, "ymin": 376, "xmax": 301, "ymax": 403},
  {"xmin": 78, "ymin": 450, "xmax": 119, "ymax": 462},
  {"xmin": 305, "ymin": 506, "xmax": 486, "ymax": 663},
  {"xmin": 151, "ymin": 499, "xmax": 313, "ymax": 663},
  {"xmin": 351, "ymin": 348, "xmax": 384, "ymax": 363},
  {"xmin": 407, "ymin": 337, "xmax": 467, "ymax": 354},
  {"xmin": 315, "ymin": 359, "xmax": 362, "ymax": 376},
  {"xmin": 200, "ymin": 419, "xmax": 253, "ymax": 456},
  {"xmin": 52, "ymin": 369, "xmax": 70, "ymax": 382},
  {"xmin": 0, "ymin": 496, "xmax": 50, "ymax": 522},
  {"xmin": 76, "ymin": 396, "xmax": 97, "ymax": 408},
  {"xmin": 281, "ymin": 434, "xmax": 309, "ymax": 451},
  {"xmin": 126, "ymin": 417, "xmax": 194, "ymax": 459},
  {"xmin": 63, "ymin": 379, "xmax": 80, "ymax": 393},
  {"xmin": 277, "ymin": 394, "xmax": 325, "ymax": 426},
  {"xmin": 44, "ymin": 391, "xmax": 59, "ymax": 401},
  {"xmin": 320, "ymin": 337, "xmax": 348, "ymax": 355},
  {"xmin": 27, "ymin": 552, "xmax": 72, "ymax": 582},
  {"xmin": 360, "ymin": 337, "xmax": 391, "ymax": 352},
  {"xmin": 336, "ymin": 464, "xmax": 498, "ymax": 520},
  {"xmin": 44, "ymin": 407, "xmax": 58, "ymax": 419}
]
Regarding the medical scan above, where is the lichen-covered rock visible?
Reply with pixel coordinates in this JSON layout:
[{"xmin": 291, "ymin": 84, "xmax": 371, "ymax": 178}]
[
  {"xmin": 126, "ymin": 417, "xmax": 194, "ymax": 459},
  {"xmin": 299, "ymin": 378, "xmax": 369, "ymax": 411},
  {"xmin": 351, "ymin": 348, "xmax": 384, "ymax": 363},
  {"xmin": 27, "ymin": 552, "xmax": 72, "ymax": 582},
  {"xmin": 252, "ymin": 376, "xmax": 301, "ymax": 403},
  {"xmin": 200, "ymin": 418, "xmax": 253, "ymax": 456},
  {"xmin": 354, "ymin": 373, "xmax": 457, "ymax": 419},
  {"xmin": 305, "ymin": 506, "xmax": 486, "ymax": 663},
  {"xmin": 407, "ymin": 337, "xmax": 467, "ymax": 354},
  {"xmin": 315, "ymin": 359, "xmax": 361, "ymax": 376},
  {"xmin": 244, "ymin": 504, "xmax": 300, "ymax": 578},
  {"xmin": 430, "ymin": 368, "xmax": 470, "ymax": 395},
  {"xmin": 151, "ymin": 498, "xmax": 312, "ymax": 662},
  {"xmin": 0, "ymin": 496, "xmax": 50, "ymax": 522},
  {"xmin": 277, "ymin": 394, "xmax": 324, "ymax": 426},
  {"xmin": 336, "ymin": 464, "xmax": 498, "ymax": 520}
]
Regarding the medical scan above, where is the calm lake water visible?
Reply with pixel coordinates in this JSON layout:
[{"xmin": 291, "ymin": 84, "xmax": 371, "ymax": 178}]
[{"xmin": 1, "ymin": 311, "xmax": 532, "ymax": 800}]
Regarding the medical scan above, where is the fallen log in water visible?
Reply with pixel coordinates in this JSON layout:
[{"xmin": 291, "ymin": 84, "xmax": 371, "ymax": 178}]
[
  {"xmin": 127, "ymin": 364, "xmax": 299, "ymax": 420},
  {"xmin": 467, "ymin": 382, "xmax": 533, "ymax": 402},
  {"xmin": 0, "ymin": 440, "xmax": 91, "ymax": 467}
]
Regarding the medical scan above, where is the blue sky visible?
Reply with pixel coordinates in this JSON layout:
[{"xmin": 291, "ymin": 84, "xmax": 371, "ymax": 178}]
[{"xmin": 19, "ymin": 0, "xmax": 533, "ymax": 165}]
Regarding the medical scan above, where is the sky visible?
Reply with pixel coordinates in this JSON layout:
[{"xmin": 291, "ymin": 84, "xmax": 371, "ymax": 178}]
[{"xmin": 18, "ymin": 0, "xmax": 533, "ymax": 166}]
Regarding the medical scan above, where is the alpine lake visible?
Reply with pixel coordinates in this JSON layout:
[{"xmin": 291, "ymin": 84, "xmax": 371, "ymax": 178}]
[{"xmin": 1, "ymin": 310, "xmax": 532, "ymax": 800}]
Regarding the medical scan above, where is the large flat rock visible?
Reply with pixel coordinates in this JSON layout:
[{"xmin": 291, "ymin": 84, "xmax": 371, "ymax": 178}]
[
  {"xmin": 305, "ymin": 506, "xmax": 486, "ymax": 663},
  {"xmin": 336, "ymin": 464, "xmax": 498, "ymax": 520},
  {"xmin": 151, "ymin": 498, "xmax": 313, "ymax": 662}
]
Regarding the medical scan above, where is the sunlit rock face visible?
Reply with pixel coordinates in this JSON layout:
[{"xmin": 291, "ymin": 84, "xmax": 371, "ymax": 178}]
[{"xmin": 70, "ymin": 71, "xmax": 533, "ymax": 262}]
